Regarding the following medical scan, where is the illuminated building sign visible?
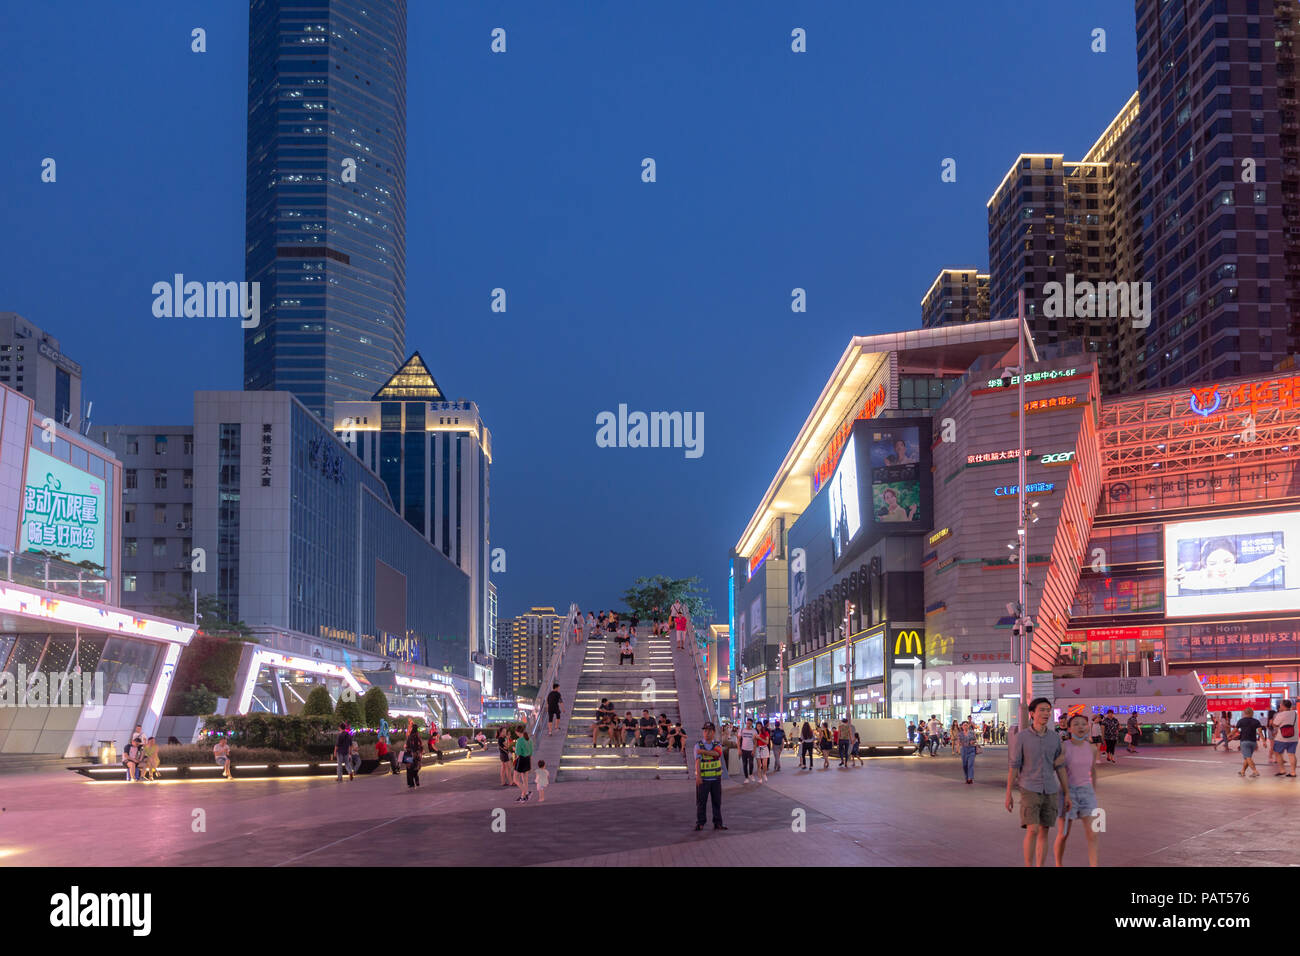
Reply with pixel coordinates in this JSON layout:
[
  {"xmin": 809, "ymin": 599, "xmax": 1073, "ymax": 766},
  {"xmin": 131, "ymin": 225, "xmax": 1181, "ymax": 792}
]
[
  {"xmin": 1039, "ymin": 451, "xmax": 1076, "ymax": 465},
  {"xmin": 748, "ymin": 534, "xmax": 773, "ymax": 580},
  {"xmin": 993, "ymin": 482, "xmax": 1054, "ymax": 496},
  {"xmin": 1021, "ymin": 394, "xmax": 1080, "ymax": 415},
  {"xmin": 928, "ymin": 527, "xmax": 951, "ymax": 546},
  {"xmin": 23, "ymin": 448, "xmax": 104, "ymax": 568},
  {"xmin": 1089, "ymin": 703, "xmax": 1166, "ymax": 715},
  {"xmin": 935, "ymin": 556, "xmax": 958, "ymax": 572},
  {"xmin": 985, "ymin": 368, "xmax": 1079, "ymax": 388},
  {"xmin": 813, "ymin": 383, "xmax": 887, "ymax": 492},
  {"xmin": 967, "ymin": 448, "xmax": 1030, "ymax": 465},
  {"xmin": 1078, "ymin": 626, "xmax": 1164, "ymax": 642},
  {"xmin": 1188, "ymin": 376, "xmax": 1300, "ymax": 419},
  {"xmin": 1201, "ymin": 674, "xmax": 1276, "ymax": 688},
  {"xmin": 1203, "ymin": 697, "xmax": 1269, "ymax": 711}
]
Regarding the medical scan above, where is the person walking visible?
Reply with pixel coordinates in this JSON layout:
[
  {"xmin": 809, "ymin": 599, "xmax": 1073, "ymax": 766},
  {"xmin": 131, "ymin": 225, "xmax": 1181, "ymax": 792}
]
[
  {"xmin": 403, "ymin": 720, "xmax": 423, "ymax": 790},
  {"xmin": 1005, "ymin": 698, "xmax": 1070, "ymax": 867},
  {"xmin": 694, "ymin": 721, "xmax": 727, "ymax": 831},
  {"xmin": 907, "ymin": 721, "xmax": 917, "ymax": 745},
  {"xmin": 334, "ymin": 722, "xmax": 354, "ymax": 782},
  {"xmin": 1272, "ymin": 699, "xmax": 1298, "ymax": 778},
  {"xmin": 1125, "ymin": 713, "xmax": 1142, "ymax": 754},
  {"xmin": 670, "ymin": 600, "xmax": 689, "ymax": 650},
  {"xmin": 545, "ymin": 682, "xmax": 563, "ymax": 736},
  {"xmin": 513, "ymin": 727, "xmax": 534, "ymax": 802},
  {"xmin": 754, "ymin": 721, "xmax": 771, "ymax": 784},
  {"xmin": 818, "ymin": 722, "xmax": 833, "ymax": 770},
  {"xmin": 497, "ymin": 727, "xmax": 513, "ymax": 786},
  {"xmin": 1213, "ymin": 713, "xmax": 1231, "ymax": 752},
  {"xmin": 850, "ymin": 732, "xmax": 864, "ymax": 767},
  {"xmin": 1264, "ymin": 709, "xmax": 1279, "ymax": 770},
  {"xmin": 1100, "ymin": 710, "xmax": 1121, "ymax": 764},
  {"xmin": 770, "ymin": 721, "xmax": 785, "ymax": 772},
  {"xmin": 1235, "ymin": 708, "xmax": 1263, "ymax": 777},
  {"xmin": 838, "ymin": 715, "xmax": 854, "ymax": 768},
  {"xmin": 958, "ymin": 720, "xmax": 980, "ymax": 784},
  {"xmin": 798, "ymin": 721, "xmax": 815, "ymax": 770},
  {"xmin": 950, "ymin": 720, "xmax": 960, "ymax": 757},
  {"xmin": 738, "ymin": 718, "xmax": 756, "ymax": 783},
  {"xmin": 1053, "ymin": 713, "xmax": 1101, "ymax": 867},
  {"xmin": 928, "ymin": 716, "xmax": 942, "ymax": 757},
  {"xmin": 916, "ymin": 721, "xmax": 928, "ymax": 757}
]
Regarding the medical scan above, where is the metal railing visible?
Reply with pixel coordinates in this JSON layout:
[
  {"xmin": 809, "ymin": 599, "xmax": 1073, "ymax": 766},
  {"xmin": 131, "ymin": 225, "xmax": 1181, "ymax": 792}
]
[
  {"xmin": 3, "ymin": 550, "xmax": 109, "ymax": 603},
  {"xmin": 685, "ymin": 618, "xmax": 718, "ymax": 730},
  {"xmin": 530, "ymin": 602, "xmax": 578, "ymax": 738}
]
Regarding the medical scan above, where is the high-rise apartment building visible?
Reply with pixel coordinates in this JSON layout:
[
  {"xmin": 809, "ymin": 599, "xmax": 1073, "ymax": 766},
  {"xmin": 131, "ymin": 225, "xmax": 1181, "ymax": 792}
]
[
  {"xmin": 1134, "ymin": 0, "xmax": 1295, "ymax": 387},
  {"xmin": 335, "ymin": 352, "xmax": 493, "ymax": 687},
  {"xmin": 501, "ymin": 606, "xmax": 564, "ymax": 695},
  {"xmin": 0, "ymin": 313, "xmax": 83, "ymax": 431},
  {"xmin": 920, "ymin": 268, "xmax": 990, "ymax": 328},
  {"xmin": 985, "ymin": 94, "xmax": 1142, "ymax": 394},
  {"xmin": 243, "ymin": 0, "xmax": 408, "ymax": 422}
]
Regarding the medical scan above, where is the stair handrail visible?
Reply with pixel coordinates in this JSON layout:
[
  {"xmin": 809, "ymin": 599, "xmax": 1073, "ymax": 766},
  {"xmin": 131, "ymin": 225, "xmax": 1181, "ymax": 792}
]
[
  {"xmin": 531, "ymin": 602, "xmax": 578, "ymax": 738},
  {"xmin": 685, "ymin": 618, "xmax": 718, "ymax": 731}
]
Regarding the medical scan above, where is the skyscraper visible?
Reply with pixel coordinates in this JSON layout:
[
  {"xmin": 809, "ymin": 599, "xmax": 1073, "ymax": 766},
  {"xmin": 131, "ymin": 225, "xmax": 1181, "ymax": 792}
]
[
  {"xmin": 1134, "ymin": 0, "xmax": 1296, "ymax": 388},
  {"xmin": 243, "ymin": 0, "xmax": 408, "ymax": 422},
  {"xmin": 920, "ymin": 268, "xmax": 990, "ymax": 329}
]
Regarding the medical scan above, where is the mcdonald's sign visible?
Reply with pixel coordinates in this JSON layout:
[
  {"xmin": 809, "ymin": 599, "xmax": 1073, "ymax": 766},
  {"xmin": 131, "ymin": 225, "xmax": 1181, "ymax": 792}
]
[{"xmin": 891, "ymin": 628, "xmax": 925, "ymax": 663}]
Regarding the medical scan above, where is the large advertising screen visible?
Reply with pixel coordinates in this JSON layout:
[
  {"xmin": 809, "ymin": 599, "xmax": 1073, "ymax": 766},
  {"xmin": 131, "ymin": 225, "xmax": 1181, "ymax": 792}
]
[
  {"xmin": 827, "ymin": 434, "xmax": 861, "ymax": 559},
  {"xmin": 1164, "ymin": 513, "xmax": 1300, "ymax": 617},
  {"xmin": 22, "ymin": 447, "xmax": 105, "ymax": 569},
  {"xmin": 867, "ymin": 426, "xmax": 922, "ymax": 525}
]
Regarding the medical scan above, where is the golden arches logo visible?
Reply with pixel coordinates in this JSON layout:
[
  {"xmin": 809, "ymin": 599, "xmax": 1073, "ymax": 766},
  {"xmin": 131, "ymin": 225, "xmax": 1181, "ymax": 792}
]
[{"xmin": 894, "ymin": 630, "xmax": 923, "ymax": 655}]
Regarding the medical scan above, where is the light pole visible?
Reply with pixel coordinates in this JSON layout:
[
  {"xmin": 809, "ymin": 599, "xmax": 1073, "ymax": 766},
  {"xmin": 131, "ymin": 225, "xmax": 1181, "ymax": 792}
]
[
  {"xmin": 1013, "ymin": 291, "xmax": 1032, "ymax": 737},
  {"xmin": 842, "ymin": 600, "xmax": 854, "ymax": 722},
  {"xmin": 777, "ymin": 641, "xmax": 786, "ymax": 723}
]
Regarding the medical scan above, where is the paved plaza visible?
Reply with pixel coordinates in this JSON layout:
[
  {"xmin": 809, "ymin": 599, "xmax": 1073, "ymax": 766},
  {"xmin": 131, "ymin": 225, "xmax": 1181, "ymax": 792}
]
[{"xmin": 2, "ymin": 744, "xmax": 1297, "ymax": 867}]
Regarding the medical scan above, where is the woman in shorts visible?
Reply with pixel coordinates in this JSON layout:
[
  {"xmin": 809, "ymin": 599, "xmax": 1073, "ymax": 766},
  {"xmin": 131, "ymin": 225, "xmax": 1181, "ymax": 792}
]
[
  {"xmin": 497, "ymin": 727, "xmax": 513, "ymax": 786},
  {"xmin": 818, "ymin": 722, "xmax": 834, "ymax": 770},
  {"xmin": 513, "ymin": 728, "xmax": 533, "ymax": 801},
  {"xmin": 1053, "ymin": 713, "xmax": 1100, "ymax": 867},
  {"xmin": 754, "ymin": 721, "xmax": 771, "ymax": 783}
]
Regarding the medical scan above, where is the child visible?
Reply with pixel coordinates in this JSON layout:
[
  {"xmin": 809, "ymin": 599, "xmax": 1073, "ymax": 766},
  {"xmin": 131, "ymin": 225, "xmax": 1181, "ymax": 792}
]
[
  {"xmin": 534, "ymin": 759, "xmax": 549, "ymax": 802},
  {"xmin": 142, "ymin": 736, "xmax": 160, "ymax": 781},
  {"xmin": 851, "ymin": 732, "xmax": 863, "ymax": 767}
]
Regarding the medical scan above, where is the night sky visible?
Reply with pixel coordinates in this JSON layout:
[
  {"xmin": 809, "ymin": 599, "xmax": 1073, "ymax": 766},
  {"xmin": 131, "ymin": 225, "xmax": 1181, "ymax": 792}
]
[{"xmin": 0, "ymin": 1, "xmax": 1138, "ymax": 620}]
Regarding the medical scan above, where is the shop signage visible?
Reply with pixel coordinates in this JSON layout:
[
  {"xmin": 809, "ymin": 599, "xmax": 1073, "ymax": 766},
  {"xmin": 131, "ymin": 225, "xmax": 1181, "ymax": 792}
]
[
  {"xmin": 812, "ymin": 383, "xmax": 887, "ymax": 492},
  {"xmin": 967, "ymin": 448, "xmax": 1029, "ymax": 465},
  {"xmin": 22, "ymin": 448, "xmax": 104, "ymax": 568},
  {"xmin": 993, "ymin": 482, "xmax": 1054, "ymax": 496},
  {"xmin": 1200, "ymin": 674, "xmax": 1275, "ymax": 688},
  {"xmin": 261, "ymin": 424, "xmax": 273, "ymax": 487},
  {"xmin": 891, "ymin": 629, "xmax": 924, "ymax": 665},
  {"xmin": 928, "ymin": 527, "xmax": 951, "ymax": 545},
  {"xmin": 1082, "ymin": 626, "xmax": 1165, "ymax": 642},
  {"xmin": 1188, "ymin": 376, "xmax": 1300, "ymax": 420},
  {"xmin": 747, "ymin": 533, "xmax": 772, "ymax": 580},
  {"xmin": 1168, "ymin": 624, "xmax": 1300, "ymax": 660},
  {"xmin": 1203, "ymin": 697, "xmax": 1269, "ymax": 711},
  {"xmin": 1021, "ymin": 394, "xmax": 1080, "ymax": 415},
  {"xmin": 935, "ymin": 556, "xmax": 958, "ymax": 572},
  {"xmin": 1039, "ymin": 451, "xmax": 1076, "ymax": 465},
  {"xmin": 817, "ymin": 693, "xmax": 829, "ymax": 707},
  {"xmin": 985, "ymin": 368, "xmax": 1080, "ymax": 388}
]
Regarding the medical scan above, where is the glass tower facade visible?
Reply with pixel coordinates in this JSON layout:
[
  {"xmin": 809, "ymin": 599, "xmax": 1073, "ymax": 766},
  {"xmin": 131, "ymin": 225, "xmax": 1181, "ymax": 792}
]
[{"xmin": 243, "ymin": 0, "xmax": 408, "ymax": 422}]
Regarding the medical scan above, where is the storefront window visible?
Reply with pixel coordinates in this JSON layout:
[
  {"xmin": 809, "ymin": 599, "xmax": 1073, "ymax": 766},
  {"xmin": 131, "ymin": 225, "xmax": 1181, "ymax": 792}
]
[{"xmin": 97, "ymin": 638, "xmax": 161, "ymax": 695}]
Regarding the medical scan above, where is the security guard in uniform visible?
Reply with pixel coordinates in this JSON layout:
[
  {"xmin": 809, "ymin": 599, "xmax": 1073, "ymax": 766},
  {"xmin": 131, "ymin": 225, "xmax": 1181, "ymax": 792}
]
[{"xmin": 694, "ymin": 721, "xmax": 727, "ymax": 831}]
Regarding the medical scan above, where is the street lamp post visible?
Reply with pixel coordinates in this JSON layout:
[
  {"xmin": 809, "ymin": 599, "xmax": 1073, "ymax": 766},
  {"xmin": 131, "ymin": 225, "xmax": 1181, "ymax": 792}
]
[
  {"xmin": 1014, "ymin": 290, "xmax": 1032, "ymax": 736},
  {"xmin": 777, "ymin": 641, "xmax": 786, "ymax": 723},
  {"xmin": 843, "ymin": 600, "xmax": 854, "ymax": 722}
]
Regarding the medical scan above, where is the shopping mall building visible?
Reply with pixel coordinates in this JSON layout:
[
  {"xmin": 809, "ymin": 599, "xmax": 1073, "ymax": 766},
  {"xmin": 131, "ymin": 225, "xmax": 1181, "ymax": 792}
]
[{"xmin": 730, "ymin": 320, "xmax": 1294, "ymax": 738}]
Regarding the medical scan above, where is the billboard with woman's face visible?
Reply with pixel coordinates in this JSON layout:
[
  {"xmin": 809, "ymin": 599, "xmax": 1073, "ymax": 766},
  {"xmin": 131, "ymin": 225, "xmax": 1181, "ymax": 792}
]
[
  {"xmin": 868, "ymin": 427, "xmax": 922, "ymax": 525},
  {"xmin": 827, "ymin": 434, "xmax": 862, "ymax": 559},
  {"xmin": 1165, "ymin": 513, "xmax": 1299, "ymax": 617}
]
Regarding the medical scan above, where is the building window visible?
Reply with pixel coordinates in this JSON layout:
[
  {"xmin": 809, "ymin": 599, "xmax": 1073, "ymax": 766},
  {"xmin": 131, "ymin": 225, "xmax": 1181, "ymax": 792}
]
[
  {"xmin": 153, "ymin": 539, "xmax": 167, "ymax": 558},
  {"xmin": 125, "ymin": 469, "xmax": 137, "ymax": 490},
  {"xmin": 154, "ymin": 471, "xmax": 167, "ymax": 490},
  {"xmin": 126, "ymin": 435, "xmax": 139, "ymax": 455},
  {"xmin": 154, "ymin": 505, "xmax": 166, "ymax": 524},
  {"xmin": 124, "ymin": 505, "xmax": 135, "ymax": 524},
  {"xmin": 152, "ymin": 572, "xmax": 167, "ymax": 591},
  {"xmin": 183, "ymin": 436, "xmax": 193, "ymax": 455},
  {"xmin": 155, "ymin": 435, "xmax": 168, "ymax": 455},
  {"xmin": 123, "ymin": 574, "xmax": 136, "ymax": 592},
  {"xmin": 124, "ymin": 538, "xmax": 138, "ymax": 558},
  {"xmin": 183, "ymin": 469, "xmax": 193, "ymax": 490}
]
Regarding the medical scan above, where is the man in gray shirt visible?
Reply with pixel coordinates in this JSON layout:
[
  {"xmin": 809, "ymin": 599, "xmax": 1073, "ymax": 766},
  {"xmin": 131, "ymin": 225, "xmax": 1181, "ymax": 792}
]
[{"xmin": 1005, "ymin": 697, "xmax": 1070, "ymax": 867}]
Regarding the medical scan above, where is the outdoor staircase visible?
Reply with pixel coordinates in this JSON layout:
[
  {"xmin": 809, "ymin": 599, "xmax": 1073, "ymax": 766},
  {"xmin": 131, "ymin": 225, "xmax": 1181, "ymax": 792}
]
[{"xmin": 555, "ymin": 633, "xmax": 690, "ymax": 781}]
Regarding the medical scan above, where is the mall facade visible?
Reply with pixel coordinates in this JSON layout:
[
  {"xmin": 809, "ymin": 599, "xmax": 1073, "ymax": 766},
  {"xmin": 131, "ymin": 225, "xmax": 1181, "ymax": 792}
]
[{"xmin": 730, "ymin": 320, "xmax": 1300, "ymax": 738}]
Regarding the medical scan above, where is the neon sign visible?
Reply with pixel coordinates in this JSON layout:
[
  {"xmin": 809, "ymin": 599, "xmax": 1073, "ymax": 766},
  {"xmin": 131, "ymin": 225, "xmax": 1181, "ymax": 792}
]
[
  {"xmin": 928, "ymin": 527, "xmax": 951, "ymax": 546},
  {"xmin": 993, "ymin": 482, "xmax": 1054, "ymax": 496},
  {"xmin": 985, "ymin": 368, "xmax": 1079, "ymax": 388},
  {"xmin": 1039, "ymin": 451, "xmax": 1076, "ymax": 465},
  {"xmin": 1022, "ymin": 395, "xmax": 1079, "ymax": 414},
  {"xmin": 748, "ymin": 534, "xmax": 773, "ymax": 580},
  {"xmin": 1188, "ymin": 376, "xmax": 1300, "ymax": 419},
  {"xmin": 813, "ymin": 383, "xmax": 887, "ymax": 492},
  {"xmin": 967, "ymin": 448, "xmax": 1030, "ymax": 465}
]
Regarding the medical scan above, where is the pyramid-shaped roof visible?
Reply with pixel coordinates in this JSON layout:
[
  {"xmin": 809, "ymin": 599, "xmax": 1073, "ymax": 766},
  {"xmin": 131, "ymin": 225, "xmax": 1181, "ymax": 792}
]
[{"xmin": 373, "ymin": 351, "xmax": 445, "ymax": 401}]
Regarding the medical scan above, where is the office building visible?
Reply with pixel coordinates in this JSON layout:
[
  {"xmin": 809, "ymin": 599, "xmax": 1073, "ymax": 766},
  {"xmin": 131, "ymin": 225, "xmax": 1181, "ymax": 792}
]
[
  {"xmin": 192, "ymin": 389, "xmax": 470, "ymax": 673},
  {"xmin": 335, "ymin": 352, "xmax": 493, "ymax": 686},
  {"xmin": 920, "ymin": 269, "xmax": 990, "ymax": 329},
  {"xmin": 1134, "ymin": 0, "xmax": 1296, "ymax": 388},
  {"xmin": 0, "ymin": 313, "xmax": 83, "ymax": 432},
  {"xmin": 243, "ymin": 0, "xmax": 408, "ymax": 421},
  {"xmin": 98, "ymin": 426, "xmax": 196, "ymax": 617}
]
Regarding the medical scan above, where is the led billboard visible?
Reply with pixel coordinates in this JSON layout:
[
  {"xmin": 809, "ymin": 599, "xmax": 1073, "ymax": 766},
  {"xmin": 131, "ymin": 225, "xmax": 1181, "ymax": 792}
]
[
  {"xmin": 828, "ymin": 434, "xmax": 861, "ymax": 560},
  {"xmin": 22, "ymin": 447, "xmax": 105, "ymax": 569},
  {"xmin": 1165, "ymin": 512, "xmax": 1299, "ymax": 617}
]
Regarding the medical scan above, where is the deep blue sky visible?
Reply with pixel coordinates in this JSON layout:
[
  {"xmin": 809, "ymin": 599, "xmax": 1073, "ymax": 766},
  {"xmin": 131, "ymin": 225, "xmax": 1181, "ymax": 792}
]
[{"xmin": 0, "ymin": 2, "xmax": 1138, "ymax": 621}]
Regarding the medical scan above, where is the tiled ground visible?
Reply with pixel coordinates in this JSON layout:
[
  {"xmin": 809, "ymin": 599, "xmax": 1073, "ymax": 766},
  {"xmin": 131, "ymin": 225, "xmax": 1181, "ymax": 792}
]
[{"xmin": 1, "ymin": 745, "xmax": 1296, "ymax": 867}]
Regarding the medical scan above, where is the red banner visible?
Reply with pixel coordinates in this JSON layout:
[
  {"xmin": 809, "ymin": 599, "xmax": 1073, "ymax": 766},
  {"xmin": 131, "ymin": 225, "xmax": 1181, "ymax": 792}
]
[
  {"xmin": 1204, "ymin": 698, "xmax": 1269, "ymax": 712},
  {"xmin": 1079, "ymin": 626, "xmax": 1165, "ymax": 642}
]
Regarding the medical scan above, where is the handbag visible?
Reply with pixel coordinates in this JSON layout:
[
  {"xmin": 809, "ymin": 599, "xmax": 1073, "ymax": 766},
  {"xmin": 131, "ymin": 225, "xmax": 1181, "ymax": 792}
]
[
  {"xmin": 1282, "ymin": 722, "xmax": 1296, "ymax": 739},
  {"xmin": 401, "ymin": 751, "xmax": 413, "ymax": 766},
  {"xmin": 1123, "ymin": 733, "xmax": 1132, "ymax": 744}
]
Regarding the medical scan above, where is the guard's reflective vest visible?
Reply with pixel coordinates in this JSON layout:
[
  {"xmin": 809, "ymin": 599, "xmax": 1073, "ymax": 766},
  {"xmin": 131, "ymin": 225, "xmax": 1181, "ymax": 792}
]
[{"xmin": 697, "ymin": 741, "xmax": 722, "ymax": 779}]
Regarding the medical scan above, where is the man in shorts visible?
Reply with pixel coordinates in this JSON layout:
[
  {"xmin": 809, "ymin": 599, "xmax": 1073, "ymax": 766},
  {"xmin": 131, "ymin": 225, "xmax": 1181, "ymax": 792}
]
[
  {"xmin": 1005, "ymin": 698, "xmax": 1071, "ymax": 867},
  {"xmin": 545, "ymin": 682, "xmax": 563, "ymax": 736}
]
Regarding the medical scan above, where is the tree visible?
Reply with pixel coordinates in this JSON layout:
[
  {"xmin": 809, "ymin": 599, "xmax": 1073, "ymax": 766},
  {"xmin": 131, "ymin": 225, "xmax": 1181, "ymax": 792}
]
[
  {"xmin": 363, "ymin": 687, "xmax": 389, "ymax": 728},
  {"xmin": 621, "ymin": 575, "xmax": 714, "ymax": 631},
  {"xmin": 302, "ymin": 685, "xmax": 334, "ymax": 716},
  {"xmin": 515, "ymin": 685, "xmax": 539, "ymax": 702},
  {"xmin": 175, "ymin": 684, "xmax": 218, "ymax": 716},
  {"xmin": 163, "ymin": 593, "xmax": 254, "ymax": 639},
  {"xmin": 335, "ymin": 693, "xmax": 363, "ymax": 727}
]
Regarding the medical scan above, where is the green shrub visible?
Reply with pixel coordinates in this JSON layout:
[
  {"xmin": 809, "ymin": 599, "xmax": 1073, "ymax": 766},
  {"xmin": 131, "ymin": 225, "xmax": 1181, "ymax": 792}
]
[
  {"xmin": 301, "ymin": 685, "xmax": 334, "ymax": 716},
  {"xmin": 165, "ymin": 633, "xmax": 250, "ymax": 711},
  {"xmin": 202, "ymin": 713, "xmax": 340, "ymax": 750},
  {"xmin": 160, "ymin": 744, "xmax": 318, "ymax": 765},
  {"xmin": 174, "ymin": 684, "xmax": 219, "ymax": 716},
  {"xmin": 335, "ymin": 694, "xmax": 363, "ymax": 726},
  {"xmin": 363, "ymin": 687, "xmax": 388, "ymax": 727}
]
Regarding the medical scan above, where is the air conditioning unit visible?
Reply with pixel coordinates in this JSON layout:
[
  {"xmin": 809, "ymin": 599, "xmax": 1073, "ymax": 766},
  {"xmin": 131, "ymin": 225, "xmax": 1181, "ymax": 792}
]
[{"xmin": 176, "ymin": 521, "xmax": 191, "ymax": 531}]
